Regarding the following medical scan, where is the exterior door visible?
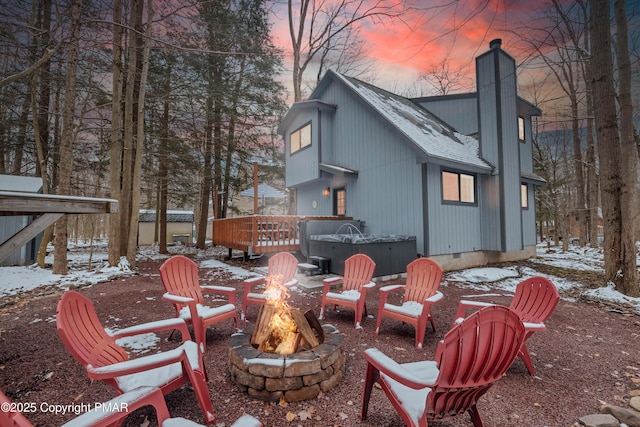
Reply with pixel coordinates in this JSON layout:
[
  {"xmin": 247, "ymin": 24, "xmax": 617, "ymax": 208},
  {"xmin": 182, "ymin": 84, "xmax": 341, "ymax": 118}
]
[{"xmin": 333, "ymin": 188, "xmax": 346, "ymax": 216}]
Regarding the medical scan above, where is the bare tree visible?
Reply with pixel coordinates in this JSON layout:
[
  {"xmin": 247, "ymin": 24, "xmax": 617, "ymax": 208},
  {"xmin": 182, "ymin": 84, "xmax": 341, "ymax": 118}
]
[
  {"xmin": 53, "ymin": 0, "xmax": 83, "ymax": 274},
  {"xmin": 418, "ymin": 51, "xmax": 473, "ymax": 96},
  {"xmin": 518, "ymin": 0, "xmax": 590, "ymax": 246},
  {"xmin": 613, "ymin": 0, "xmax": 638, "ymax": 295},
  {"xmin": 589, "ymin": 0, "xmax": 633, "ymax": 294},
  {"xmin": 287, "ymin": 0, "xmax": 406, "ymax": 101},
  {"xmin": 126, "ymin": 0, "xmax": 153, "ymax": 266},
  {"xmin": 108, "ymin": 0, "xmax": 124, "ymax": 266}
]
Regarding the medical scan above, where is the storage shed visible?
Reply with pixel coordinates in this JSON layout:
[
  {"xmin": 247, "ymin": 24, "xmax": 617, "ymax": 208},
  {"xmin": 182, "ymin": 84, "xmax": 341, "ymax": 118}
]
[
  {"xmin": 138, "ymin": 210, "xmax": 194, "ymax": 245},
  {"xmin": 0, "ymin": 175, "xmax": 43, "ymax": 266}
]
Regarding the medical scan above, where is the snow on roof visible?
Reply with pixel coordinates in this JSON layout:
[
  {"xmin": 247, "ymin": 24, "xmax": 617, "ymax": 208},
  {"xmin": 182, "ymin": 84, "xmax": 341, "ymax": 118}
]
[
  {"xmin": 138, "ymin": 210, "xmax": 194, "ymax": 223},
  {"xmin": 334, "ymin": 73, "xmax": 493, "ymax": 172},
  {"xmin": 239, "ymin": 183, "xmax": 286, "ymax": 198}
]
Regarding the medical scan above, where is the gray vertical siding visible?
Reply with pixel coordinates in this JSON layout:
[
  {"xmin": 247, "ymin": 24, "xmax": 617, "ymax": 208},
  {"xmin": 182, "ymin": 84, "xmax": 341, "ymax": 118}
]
[
  {"xmin": 285, "ymin": 110, "xmax": 320, "ymax": 187},
  {"xmin": 282, "ymin": 44, "xmax": 541, "ymax": 261},
  {"xmin": 476, "ymin": 44, "xmax": 524, "ymax": 252},
  {"xmin": 412, "ymin": 94, "xmax": 478, "ymax": 135},
  {"xmin": 477, "ymin": 48, "xmax": 501, "ymax": 251},
  {"xmin": 522, "ymin": 185, "xmax": 537, "ymax": 246},
  {"xmin": 316, "ymin": 81, "xmax": 425, "ymax": 253},
  {"xmin": 425, "ymin": 163, "xmax": 482, "ymax": 255},
  {"xmin": 497, "ymin": 51, "xmax": 524, "ymax": 251}
]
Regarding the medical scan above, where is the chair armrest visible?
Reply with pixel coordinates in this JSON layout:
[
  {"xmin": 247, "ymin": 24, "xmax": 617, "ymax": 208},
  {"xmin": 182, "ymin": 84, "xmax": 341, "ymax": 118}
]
[
  {"xmin": 458, "ymin": 300, "xmax": 495, "ymax": 308},
  {"xmin": 243, "ymin": 276, "xmax": 265, "ymax": 286},
  {"xmin": 524, "ymin": 322, "xmax": 546, "ymax": 331},
  {"xmin": 379, "ymin": 284, "xmax": 404, "ymax": 293},
  {"xmin": 364, "ymin": 348, "xmax": 437, "ymax": 389},
  {"xmin": 452, "ymin": 299, "xmax": 496, "ymax": 325},
  {"xmin": 202, "ymin": 285, "xmax": 237, "ymax": 305},
  {"xmin": 363, "ymin": 281, "xmax": 376, "ymax": 289},
  {"xmin": 323, "ymin": 276, "xmax": 343, "ymax": 285},
  {"xmin": 202, "ymin": 285, "xmax": 235, "ymax": 293},
  {"xmin": 60, "ymin": 386, "xmax": 170, "ymax": 427},
  {"xmin": 108, "ymin": 318, "xmax": 190, "ymax": 343},
  {"xmin": 425, "ymin": 291, "xmax": 444, "ymax": 304},
  {"xmin": 378, "ymin": 284, "xmax": 404, "ymax": 307},
  {"xmin": 87, "ymin": 342, "xmax": 197, "ymax": 380},
  {"xmin": 284, "ymin": 278, "xmax": 298, "ymax": 288},
  {"xmin": 162, "ymin": 292, "xmax": 195, "ymax": 305}
]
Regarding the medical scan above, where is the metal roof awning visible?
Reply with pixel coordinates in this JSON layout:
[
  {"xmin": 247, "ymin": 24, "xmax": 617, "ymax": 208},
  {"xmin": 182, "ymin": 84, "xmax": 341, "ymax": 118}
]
[
  {"xmin": 319, "ymin": 163, "xmax": 359, "ymax": 177},
  {"xmin": 521, "ymin": 171, "xmax": 547, "ymax": 185}
]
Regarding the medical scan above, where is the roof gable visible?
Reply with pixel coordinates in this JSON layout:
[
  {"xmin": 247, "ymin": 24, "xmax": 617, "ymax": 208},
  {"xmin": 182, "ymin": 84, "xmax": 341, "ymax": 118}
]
[{"xmin": 319, "ymin": 71, "xmax": 492, "ymax": 172}]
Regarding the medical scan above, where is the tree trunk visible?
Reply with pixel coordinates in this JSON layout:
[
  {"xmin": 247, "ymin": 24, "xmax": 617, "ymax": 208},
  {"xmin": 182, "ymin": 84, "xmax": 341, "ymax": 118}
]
[
  {"xmin": 589, "ymin": 0, "xmax": 623, "ymax": 290},
  {"xmin": 613, "ymin": 0, "xmax": 638, "ymax": 296},
  {"xmin": 53, "ymin": 0, "xmax": 82, "ymax": 274},
  {"xmin": 108, "ymin": 0, "xmax": 124, "ymax": 266},
  {"xmin": 126, "ymin": 0, "xmax": 152, "ymax": 267},
  {"xmin": 582, "ymin": 28, "xmax": 599, "ymax": 248},
  {"xmin": 158, "ymin": 71, "xmax": 169, "ymax": 254}
]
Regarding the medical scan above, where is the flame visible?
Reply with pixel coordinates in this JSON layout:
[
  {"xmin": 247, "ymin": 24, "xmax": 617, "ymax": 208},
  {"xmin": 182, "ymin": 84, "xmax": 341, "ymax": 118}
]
[{"xmin": 259, "ymin": 274, "xmax": 299, "ymax": 355}]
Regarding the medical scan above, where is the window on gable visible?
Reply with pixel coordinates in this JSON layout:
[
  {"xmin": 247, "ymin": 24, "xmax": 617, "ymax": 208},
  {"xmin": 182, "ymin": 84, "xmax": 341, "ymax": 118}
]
[
  {"xmin": 290, "ymin": 122, "xmax": 311, "ymax": 154},
  {"xmin": 518, "ymin": 116, "xmax": 525, "ymax": 142},
  {"xmin": 521, "ymin": 183, "xmax": 529, "ymax": 208},
  {"xmin": 442, "ymin": 170, "xmax": 476, "ymax": 204}
]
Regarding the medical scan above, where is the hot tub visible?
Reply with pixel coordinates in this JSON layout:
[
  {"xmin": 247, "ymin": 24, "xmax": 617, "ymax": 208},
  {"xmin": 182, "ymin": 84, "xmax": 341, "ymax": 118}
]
[{"xmin": 308, "ymin": 234, "xmax": 416, "ymax": 276}]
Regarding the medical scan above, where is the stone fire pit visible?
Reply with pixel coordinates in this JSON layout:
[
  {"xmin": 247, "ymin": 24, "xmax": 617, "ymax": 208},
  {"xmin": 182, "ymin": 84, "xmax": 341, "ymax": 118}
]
[{"xmin": 229, "ymin": 324, "xmax": 344, "ymax": 402}]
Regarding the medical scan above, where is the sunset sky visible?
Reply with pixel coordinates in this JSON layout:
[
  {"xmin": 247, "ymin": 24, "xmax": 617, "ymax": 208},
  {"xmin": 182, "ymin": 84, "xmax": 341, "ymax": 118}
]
[{"xmin": 268, "ymin": 0, "xmax": 551, "ymax": 102}]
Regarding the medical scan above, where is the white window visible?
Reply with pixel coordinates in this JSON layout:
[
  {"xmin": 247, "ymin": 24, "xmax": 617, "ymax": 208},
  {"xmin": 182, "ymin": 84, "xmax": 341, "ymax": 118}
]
[
  {"xmin": 290, "ymin": 123, "xmax": 311, "ymax": 154},
  {"xmin": 442, "ymin": 170, "xmax": 476, "ymax": 204}
]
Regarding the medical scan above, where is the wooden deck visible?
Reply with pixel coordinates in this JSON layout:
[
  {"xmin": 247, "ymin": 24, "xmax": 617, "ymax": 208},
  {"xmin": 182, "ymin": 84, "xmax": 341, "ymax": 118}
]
[{"xmin": 212, "ymin": 215, "xmax": 347, "ymax": 257}]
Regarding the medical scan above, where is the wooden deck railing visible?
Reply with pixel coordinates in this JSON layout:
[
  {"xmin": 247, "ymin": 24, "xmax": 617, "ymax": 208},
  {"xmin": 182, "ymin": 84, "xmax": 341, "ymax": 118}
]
[{"xmin": 212, "ymin": 215, "xmax": 348, "ymax": 257}]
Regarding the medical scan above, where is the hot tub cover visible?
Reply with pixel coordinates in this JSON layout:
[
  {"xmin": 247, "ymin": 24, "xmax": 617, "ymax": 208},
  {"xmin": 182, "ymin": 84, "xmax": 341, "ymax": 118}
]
[{"xmin": 310, "ymin": 234, "xmax": 416, "ymax": 244}]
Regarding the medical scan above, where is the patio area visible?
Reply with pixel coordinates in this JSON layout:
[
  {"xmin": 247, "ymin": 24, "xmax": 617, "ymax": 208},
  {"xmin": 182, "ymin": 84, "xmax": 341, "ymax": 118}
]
[{"xmin": 0, "ymin": 249, "xmax": 638, "ymax": 426}]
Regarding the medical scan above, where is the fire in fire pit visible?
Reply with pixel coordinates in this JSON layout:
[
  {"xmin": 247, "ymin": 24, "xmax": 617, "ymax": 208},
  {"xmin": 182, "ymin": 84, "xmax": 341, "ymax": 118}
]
[
  {"xmin": 250, "ymin": 275, "xmax": 324, "ymax": 355},
  {"xmin": 229, "ymin": 274, "xmax": 344, "ymax": 402}
]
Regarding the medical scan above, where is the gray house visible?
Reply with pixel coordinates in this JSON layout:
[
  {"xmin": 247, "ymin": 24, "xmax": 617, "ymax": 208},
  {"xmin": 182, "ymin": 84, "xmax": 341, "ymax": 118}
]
[{"xmin": 277, "ymin": 39, "xmax": 545, "ymax": 271}]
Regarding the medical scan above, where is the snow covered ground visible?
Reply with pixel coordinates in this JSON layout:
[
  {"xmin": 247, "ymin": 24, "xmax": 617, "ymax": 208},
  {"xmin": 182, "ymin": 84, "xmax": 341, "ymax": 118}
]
[{"xmin": 1, "ymin": 240, "xmax": 639, "ymax": 312}]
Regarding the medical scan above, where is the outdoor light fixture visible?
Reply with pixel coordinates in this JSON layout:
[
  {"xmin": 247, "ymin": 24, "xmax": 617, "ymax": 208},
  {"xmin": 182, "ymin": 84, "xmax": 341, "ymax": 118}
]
[{"xmin": 322, "ymin": 187, "xmax": 330, "ymax": 198}]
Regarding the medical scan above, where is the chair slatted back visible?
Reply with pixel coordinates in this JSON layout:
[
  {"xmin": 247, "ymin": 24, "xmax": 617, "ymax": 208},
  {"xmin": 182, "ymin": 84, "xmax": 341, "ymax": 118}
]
[
  {"xmin": 159, "ymin": 255, "xmax": 204, "ymax": 304},
  {"xmin": 267, "ymin": 252, "xmax": 298, "ymax": 284},
  {"xmin": 429, "ymin": 306, "xmax": 525, "ymax": 419},
  {"xmin": 56, "ymin": 291, "xmax": 128, "ymax": 369},
  {"xmin": 403, "ymin": 258, "xmax": 443, "ymax": 303},
  {"xmin": 510, "ymin": 276, "xmax": 560, "ymax": 324},
  {"xmin": 342, "ymin": 254, "xmax": 376, "ymax": 291}
]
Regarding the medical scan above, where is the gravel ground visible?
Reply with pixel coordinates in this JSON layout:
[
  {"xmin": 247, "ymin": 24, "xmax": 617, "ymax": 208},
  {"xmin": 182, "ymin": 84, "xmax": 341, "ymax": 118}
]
[{"xmin": 1, "ymin": 251, "xmax": 639, "ymax": 427}]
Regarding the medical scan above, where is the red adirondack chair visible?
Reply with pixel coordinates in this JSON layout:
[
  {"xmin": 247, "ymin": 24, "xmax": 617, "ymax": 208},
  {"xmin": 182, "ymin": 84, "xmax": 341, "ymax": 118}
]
[
  {"xmin": 56, "ymin": 291, "xmax": 216, "ymax": 424},
  {"xmin": 375, "ymin": 258, "xmax": 444, "ymax": 348},
  {"xmin": 1, "ymin": 386, "xmax": 263, "ymax": 427},
  {"xmin": 452, "ymin": 275, "xmax": 560, "ymax": 375},
  {"xmin": 361, "ymin": 305, "xmax": 525, "ymax": 427},
  {"xmin": 319, "ymin": 253, "xmax": 376, "ymax": 329},
  {"xmin": 241, "ymin": 252, "xmax": 298, "ymax": 321},
  {"xmin": 160, "ymin": 255, "xmax": 238, "ymax": 349}
]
